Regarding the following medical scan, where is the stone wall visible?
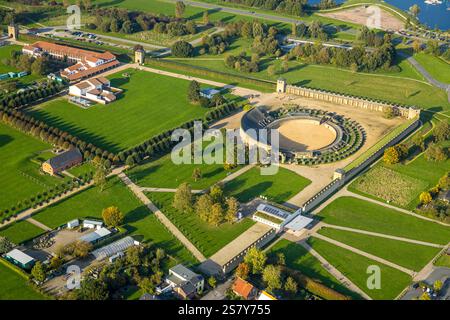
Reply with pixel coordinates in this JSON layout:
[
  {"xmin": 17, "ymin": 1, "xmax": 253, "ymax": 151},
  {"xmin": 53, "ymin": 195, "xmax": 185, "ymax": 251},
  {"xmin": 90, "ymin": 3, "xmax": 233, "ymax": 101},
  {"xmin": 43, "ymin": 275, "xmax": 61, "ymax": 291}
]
[
  {"xmin": 284, "ymin": 85, "xmax": 420, "ymax": 120},
  {"xmin": 302, "ymin": 118, "xmax": 421, "ymax": 213}
]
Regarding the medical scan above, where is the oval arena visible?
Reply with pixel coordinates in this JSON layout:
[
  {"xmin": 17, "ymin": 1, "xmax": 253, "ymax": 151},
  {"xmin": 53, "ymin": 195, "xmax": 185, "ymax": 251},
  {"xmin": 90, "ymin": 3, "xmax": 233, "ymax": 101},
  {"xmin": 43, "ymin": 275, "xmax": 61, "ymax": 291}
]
[{"xmin": 240, "ymin": 106, "xmax": 366, "ymax": 165}]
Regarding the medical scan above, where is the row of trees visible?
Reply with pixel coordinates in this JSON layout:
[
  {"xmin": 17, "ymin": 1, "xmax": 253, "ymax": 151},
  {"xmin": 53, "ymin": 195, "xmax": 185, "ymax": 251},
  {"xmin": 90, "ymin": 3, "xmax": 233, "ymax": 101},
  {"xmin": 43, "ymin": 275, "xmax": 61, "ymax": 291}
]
[
  {"xmin": 288, "ymin": 41, "xmax": 397, "ymax": 72},
  {"xmin": 225, "ymin": 53, "xmax": 260, "ymax": 73},
  {"xmin": 86, "ymin": 7, "xmax": 197, "ymax": 37},
  {"xmin": 173, "ymin": 183, "xmax": 240, "ymax": 226},
  {"xmin": 1, "ymin": 80, "xmax": 65, "ymax": 108}
]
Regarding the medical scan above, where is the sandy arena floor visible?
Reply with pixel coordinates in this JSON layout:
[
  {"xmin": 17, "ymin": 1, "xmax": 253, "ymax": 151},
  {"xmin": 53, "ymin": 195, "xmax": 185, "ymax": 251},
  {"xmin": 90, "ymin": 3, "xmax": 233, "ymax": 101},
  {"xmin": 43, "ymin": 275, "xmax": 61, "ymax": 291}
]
[
  {"xmin": 274, "ymin": 120, "xmax": 337, "ymax": 151},
  {"xmin": 319, "ymin": 5, "xmax": 404, "ymax": 31}
]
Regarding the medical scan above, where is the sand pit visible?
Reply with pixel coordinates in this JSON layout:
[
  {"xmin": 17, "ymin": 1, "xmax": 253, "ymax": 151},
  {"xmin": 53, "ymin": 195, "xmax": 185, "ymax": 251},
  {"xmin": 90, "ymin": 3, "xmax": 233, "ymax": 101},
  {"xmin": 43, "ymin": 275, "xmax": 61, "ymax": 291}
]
[
  {"xmin": 273, "ymin": 119, "xmax": 337, "ymax": 151},
  {"xmin": 319, "ymin": 5, "xmax": 404, "ymax": 31}
]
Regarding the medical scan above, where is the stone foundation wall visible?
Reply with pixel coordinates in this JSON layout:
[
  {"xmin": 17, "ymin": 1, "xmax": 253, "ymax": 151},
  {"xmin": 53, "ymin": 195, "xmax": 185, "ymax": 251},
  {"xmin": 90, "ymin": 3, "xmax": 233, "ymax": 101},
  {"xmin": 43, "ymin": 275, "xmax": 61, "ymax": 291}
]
[{"xmin": 284, "ymin": 85, "xmax": 420, "ymax": 119}]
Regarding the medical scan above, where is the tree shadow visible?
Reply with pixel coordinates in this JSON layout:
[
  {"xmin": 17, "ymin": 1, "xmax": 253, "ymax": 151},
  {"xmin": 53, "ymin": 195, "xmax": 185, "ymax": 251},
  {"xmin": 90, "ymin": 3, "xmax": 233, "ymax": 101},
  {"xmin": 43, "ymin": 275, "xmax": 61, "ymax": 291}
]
[{"xmin": 0, "ymin": 134, "xmax": 13, "ymax": 148}]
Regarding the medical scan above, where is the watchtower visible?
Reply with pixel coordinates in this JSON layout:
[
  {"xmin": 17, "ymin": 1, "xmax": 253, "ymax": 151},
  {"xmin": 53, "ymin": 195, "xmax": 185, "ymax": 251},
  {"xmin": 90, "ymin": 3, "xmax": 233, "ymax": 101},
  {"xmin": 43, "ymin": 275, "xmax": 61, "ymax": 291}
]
[
  {"xmin": 276, "ymin": 78, "xmax": 287, "ymax": 94},
  {"xmin": 8, "ymin": 22, "xmax": 19, "ymax": 40},
  {"xmin": 135, "ymin": 48, "xmax": 145, "ymax": 65}
]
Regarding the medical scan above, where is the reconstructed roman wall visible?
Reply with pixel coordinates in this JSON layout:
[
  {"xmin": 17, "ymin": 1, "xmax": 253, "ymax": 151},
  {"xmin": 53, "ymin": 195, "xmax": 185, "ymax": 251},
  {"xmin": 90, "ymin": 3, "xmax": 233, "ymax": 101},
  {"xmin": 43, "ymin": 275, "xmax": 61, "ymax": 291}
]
[{"xmin": 284, "ymin": 85, "xmax": 420, "ymax": 120}]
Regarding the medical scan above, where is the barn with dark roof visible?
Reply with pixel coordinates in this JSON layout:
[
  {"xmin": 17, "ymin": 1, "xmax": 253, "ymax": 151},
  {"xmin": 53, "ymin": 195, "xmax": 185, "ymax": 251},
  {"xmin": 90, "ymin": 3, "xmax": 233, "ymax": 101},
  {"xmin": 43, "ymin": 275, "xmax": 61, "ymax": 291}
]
[{"xmin": 42, "ymin": 148, "xmax": 83, "ymax": 175}]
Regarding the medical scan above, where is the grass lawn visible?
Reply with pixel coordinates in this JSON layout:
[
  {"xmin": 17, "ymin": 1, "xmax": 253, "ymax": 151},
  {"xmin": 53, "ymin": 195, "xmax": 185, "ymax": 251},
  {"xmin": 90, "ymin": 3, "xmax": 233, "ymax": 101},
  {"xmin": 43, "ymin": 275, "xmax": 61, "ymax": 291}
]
[
  {"xmin": 0, "ymin": 122, "xmax": 69, "ymax": 211},
  {"xmin": 434, "ymin": 254, "xmax": 450, "ymax": 268},
  {"xmin": 32, "ymin": 177, "xmax": 197, "ymax": 264},
  {"xmin": 26, "ymin": 69, "xmax": 211, "ymax": 153},
  {"xmin": 169, "ymin": 58, "xmax": 449, "ymax": 110},
  {"xmin": 414, "ymin": 53, "xmax": 450, "ymax": 84},
  {"xmin": 318, "ymin": 227, "xmax": 441, "ymax": 272},
  {"xmin": 0, "ymin": 220, "xmax": 45, "ymax": 244},
  {"xmin": 317, "ymin": 197, "xmax": 450, "ymax": 245},
  {"xmin": 307, "ymin": 237, "xmax": 412, "ymax": 300},
  {"xmin": 67, "ymin": 162, "xmax": 95, "ymax": 178},
  {"xmin": 147, "ymin": 192, "xmax": 255, "ymax": 257},
  {"xmin": 0, "ymin": 262, "xmax": 46, "ymax": 300},
  {"xmin": 127, "ymin": 137, "xmax": 241, "ymax": 190},
  {"xmin": 223, "ymin": 166, "xmax": 311, "ymax": 203},
  {"xmin": 267, "ymin": 239, "xmax": 361, "ymax": 299}
]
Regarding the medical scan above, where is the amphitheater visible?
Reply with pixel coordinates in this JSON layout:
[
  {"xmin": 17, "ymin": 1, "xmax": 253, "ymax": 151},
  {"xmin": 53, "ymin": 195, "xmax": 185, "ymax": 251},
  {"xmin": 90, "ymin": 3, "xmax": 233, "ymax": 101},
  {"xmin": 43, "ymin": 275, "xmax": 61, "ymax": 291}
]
[{"xmin": 241, "ymin": 106, "xmax": 366, "ymax": 165}]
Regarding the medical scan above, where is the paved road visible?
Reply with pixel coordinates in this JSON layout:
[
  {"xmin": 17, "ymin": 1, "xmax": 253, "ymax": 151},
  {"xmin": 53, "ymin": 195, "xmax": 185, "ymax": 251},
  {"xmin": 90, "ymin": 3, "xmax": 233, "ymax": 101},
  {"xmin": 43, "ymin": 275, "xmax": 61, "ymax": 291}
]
[
  {"xmin": 118, "ymin": 171, "xmax": 207, "ymax": 262},
  {"xmin": 397, "ymin": 51, "xmax": 450, "ymax": 103},
  {"xmin": 201, "ymin": 278, "xmax": 233, "ymax": 300}
]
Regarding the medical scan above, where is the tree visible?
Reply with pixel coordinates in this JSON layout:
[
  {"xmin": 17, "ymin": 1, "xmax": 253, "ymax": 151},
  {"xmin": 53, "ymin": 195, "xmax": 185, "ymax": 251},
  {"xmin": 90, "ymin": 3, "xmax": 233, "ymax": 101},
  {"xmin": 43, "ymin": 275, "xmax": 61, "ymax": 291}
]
[
  {"xmin": 433, "ymin": 280, "xmax": 443, "ymax": 292},
  {"xmin": 102, "ymin": 206, "xmax": 124, "ymax": 227},
  {"xmin": 139, "ymin": 277, "xmax": 156, "ymax": 294},
  {"xmin": 126, "ymin": 246, "xmax": 141, "ymax": 266},
  {"xmin": 72, "ymin": 241, "xmax": 93, "ymax": 258},
  {"xmin": 262, "ymin": 265, "xmax": 282, "ymax": 292},
  {"xmin": 235, "ymin": 262, "xmax": 250, "ymax": 280},
  {"xmin": 267, "ymin": 65, "xmax": 276, "ymax": 77},
  {"xmin": 425, "ymin": 143, "xmax": 447, "ymax": 162},
  {"xmin": 419, "ymin": 191, "xmax": 432, "ymax": 205},
  {"xmin": 172, "ymin": 41, "xmax": 194, "ymax": 57},
  {"xmin": 173, "ymin": 182, "xmax": 193, "ymax": 212},
  {"xmin": 438, "ymin": 173, "xmax": 450, "ymax": 190},
  {"xmin": 412, "ymin": 40, "xmax": 421, "ymax": 53},
  {"xmin": 419, "ymin": 292, "xmax": 431, "ymax": 300},
  {"xmin": 383, "ymin": 107, "xmax": 394, "ymax": 119},
  {"xmin": 277, "ymin": 252, "xmax": 286, "ymax": 266},
  {"xmin": 192, "ymin": 168, "xmax": 202, "ymax": 182},
  {"xmin": 93, "ymin": 166, "xmax": 107, "ymax": 192},
  {"xmin": 409, "ymin": 4, "xmax": 420, "ymax": 17},
  {"xmin": 31, "ymin": 261, "xmax": 47, "ymax": 283},
  {"xmin": 434, "ymin": 121, "xmax": 450, "ymax": 142},
  {"xmin": 195, "ymin": 194, "xmax": 214, "ymax": 222},
  {"xmin": 284, "ymin": 276, "xmax": 298, "ymax": 295},
  {"xmin": 31, "ymin": 58, "xmax": 45, "ymax": 76},
  {"xmin": 175, "ymin": 1, "xmax": 186, "ymax": 18},
  {"xmin": 383, "ymin": 146, "xmax": 400, "ymax": 165},
  {"xmin": 412, "ymin": 134, "xmax": 425, "ymax": 152},
  {"xmin": 202, "ymin": 11, "xmax": 210, "ymax": 25},
  {"xmin": 0, "ymin": 236, "xmax": 14, "ymax": 254},
  {"xmin": 210, "ymin": 184, "xmax": 224, "ymax": 203},
  {"xmin": 210, "ymin": 203, "xmax": 223, "ymax": 226},
  {"xmin": 79, "ymin": 278, "xmax": 109, "ymax": 300},
  {"xmin": 208, "ymin": 276, "xmax": 217, "ymax": 288},
  {"xmin": 244, "ymin": 247, "xmax": 267, "ymax": 274},
  {"xmin": 187, "ymin": 80, "xmax": 201, "ymax": 103},
  {"xmin": 225, "ymin": 197, "xmax": 239, "ymax": 223}
]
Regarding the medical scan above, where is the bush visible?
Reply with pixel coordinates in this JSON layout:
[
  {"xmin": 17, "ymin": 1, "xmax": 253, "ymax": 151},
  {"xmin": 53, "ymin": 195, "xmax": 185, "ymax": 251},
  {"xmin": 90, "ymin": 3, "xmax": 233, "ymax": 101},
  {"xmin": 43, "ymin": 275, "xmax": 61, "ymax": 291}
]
[{"xmin": 171, "ymin": 41, "xmax": 194, "ymax": 58}]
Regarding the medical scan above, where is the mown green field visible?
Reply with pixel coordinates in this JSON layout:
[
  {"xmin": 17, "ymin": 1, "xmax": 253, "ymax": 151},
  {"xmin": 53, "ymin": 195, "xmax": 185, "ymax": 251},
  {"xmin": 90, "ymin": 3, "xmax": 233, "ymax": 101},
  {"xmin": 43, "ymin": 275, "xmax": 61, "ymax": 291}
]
[
  {"xmin": 147, "ymin": 192, "xmax": 255, "ymax": 257},
  {"xmin": 166, "ymin": 59, "xmax": 449, "ymax": 110},
  {"xmin": 318, "ymin": 227, "xmax": 441, "ymax": 272},
  {"xmin": 26, "ymin": 69, "xmax": 210, "ymax": 153},
  {"xmin": 127, "ymin": 139, "xmax": 240, "ymax": 190},
  {"xmin": 223, "ymin": 166, "xmax": 311, "ymax": 203},
  {"xmin": 32, "ymin": 177, "xmax": 197, "ymax": 264},
  {"xmin": 0, "ymin": 123, "xmax": 69, "ymax": 212},
  {"xmin": 317, "ymin": 197, "xmax": 450, "ymax": 245},
  {"xmin": 267, "ymin": 239, "xmax": 361, "ymax": 299},
  {"xmin": 414, "ymin": 53, "xmax": 450, "ymax": 84},
  {"xmin": 0, "ymin": 220, "xmax": 45, "ymax": 244},
  {"xmin": 0, "ymin": 262, "xmax": 46, "ymax": 300},
  {"xmin": 307, "ymin": 237, "xmax": 412, "ymax": 300}
]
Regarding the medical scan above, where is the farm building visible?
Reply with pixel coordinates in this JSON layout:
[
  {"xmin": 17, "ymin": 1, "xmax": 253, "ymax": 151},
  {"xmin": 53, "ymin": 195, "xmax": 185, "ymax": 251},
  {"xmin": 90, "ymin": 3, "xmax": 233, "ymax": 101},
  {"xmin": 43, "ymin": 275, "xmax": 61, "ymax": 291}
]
[
  {"xmin": 91, "ymin": 236, "xmax": 139, "ymax": 261},
  {"xmin": 22, "ymin": 41, "xmax": 119, "ymax": 82},
  {"xmin": 200, "ymin": 88, "xmax": 220, "ymax": 99},
  {"xmin": 83, "ymin": 219, "xmax": 104, "ymax": 230},
  {"xmin": 69, "ymin": 77, "xmax": 120, "ymax": 104},
  {"xmin": 4, "ymin": 249, "xmax": 35, "ymax": 270},
  {"xmin": 42, "ymin": 148, "xmax": 83, "ymax": 175},
  {"xmin": 79, "ymin": 227, "xmax": 111, "ymax": 244}
]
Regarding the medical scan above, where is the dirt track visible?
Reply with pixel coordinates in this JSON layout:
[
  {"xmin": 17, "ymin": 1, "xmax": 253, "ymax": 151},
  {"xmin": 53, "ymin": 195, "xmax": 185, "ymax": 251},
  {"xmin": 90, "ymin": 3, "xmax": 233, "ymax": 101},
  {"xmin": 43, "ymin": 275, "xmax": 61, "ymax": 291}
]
[{"xmin": 319, "ymin": 5, "xmax": 404, "ymax": 31}]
